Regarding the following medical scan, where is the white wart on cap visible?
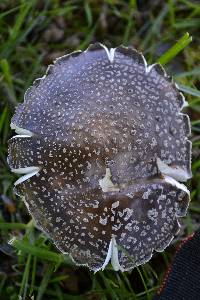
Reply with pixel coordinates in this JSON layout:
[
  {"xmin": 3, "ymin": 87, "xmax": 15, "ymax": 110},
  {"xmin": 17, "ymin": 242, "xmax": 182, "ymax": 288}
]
[{"xmin": 8, "ymin": 43, "xmax": 191, "ymax": 272}]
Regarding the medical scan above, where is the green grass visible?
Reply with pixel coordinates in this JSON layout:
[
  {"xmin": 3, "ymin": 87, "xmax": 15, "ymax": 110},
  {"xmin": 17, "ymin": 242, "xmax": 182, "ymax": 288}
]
[{"xmin": 0, "ymin": 0, "xmax": 200, "ymax": 299}]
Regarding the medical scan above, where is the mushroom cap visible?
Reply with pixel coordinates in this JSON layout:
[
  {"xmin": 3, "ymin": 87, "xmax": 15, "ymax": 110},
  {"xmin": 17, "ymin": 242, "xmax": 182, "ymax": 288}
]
[{"xmin": 8, "ymin": 43, "xmax": 191, "ymax": 272}]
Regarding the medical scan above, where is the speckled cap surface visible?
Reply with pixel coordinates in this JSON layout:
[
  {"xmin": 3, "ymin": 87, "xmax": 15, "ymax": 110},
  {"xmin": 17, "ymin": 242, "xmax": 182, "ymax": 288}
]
[{"xmin": 8, "ymin": 43, "xmax": 192, "ymax": 272}]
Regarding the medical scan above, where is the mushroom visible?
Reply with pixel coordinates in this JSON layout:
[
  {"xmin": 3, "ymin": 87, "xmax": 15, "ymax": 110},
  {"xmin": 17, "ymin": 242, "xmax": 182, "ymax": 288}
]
[{"xmin": 8, "ymin": 43, "xmax": 192, "ymax": 272}]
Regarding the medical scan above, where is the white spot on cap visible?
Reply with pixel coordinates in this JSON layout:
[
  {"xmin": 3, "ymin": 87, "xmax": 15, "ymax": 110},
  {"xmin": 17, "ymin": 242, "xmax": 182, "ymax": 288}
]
[
  {"xmin": 145, "ymin": 64, "xmax": 155, "ymax": 73},
  {"xmin": 141, "ymin": 55, "xmax": 156, "ymax": 74},
  {"xmin": 11, "ymin": 166, "xmax": 41, "ymax": 186},
  {"xmin": 157, "ymin": 158, "xmax": 191, "ymax": 182},
  {"xmin": 99, "ymin": 168, "xmax": 119, "ymax": 193},
  {"xmin": 95, "ymin": 238, "xmax": 112, "ymax": 273},
  {"xmin": 100, "ymin": 44, "xmax": 116, "ymax": 63},
  {"xmin": 99, "ymin": 216, "xmax": 108, "ymax": 226},
  {"xmin": 111, "ymin": 236, "xmax": 124, "ymax": 271},
  {"xmin": 10, "ymin": 123, "xmax": 34, "ymax": 137},
  {"xmin": 95, "ymin": 236, "xmax": 124, "ymax": 272},
  {"xmin": 164, "ymin": 175, "xmax": 190, "ymax": 195},
  {"xmin": 11, "ymin": 166, "xmax": 40, "ymax": 174},
  {"xmin": 112, "ymin": 201, "xmax": 119, "ymax": 209}
]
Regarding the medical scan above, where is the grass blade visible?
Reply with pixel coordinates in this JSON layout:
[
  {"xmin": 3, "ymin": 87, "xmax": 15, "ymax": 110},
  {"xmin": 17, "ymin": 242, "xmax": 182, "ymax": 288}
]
[
  {"xmin": 9, "ymin": 237, "xmax": 73, "ymax": 265},
  {"xmin": 36, "ymin": 263, "xmax": 55, "ymax": 300},
  {"xmin": 177, "ymin": 84, "xmax": 200, "ymax": 97},
  {"xmin": 157, "ymin": 33, "xmax": 192, "ymax": 65},
  {"xmin": 19, "ymin": 254, "xmax": 32, "ymax": 300},
  {"xmin": 0, "ymin": 222, "xmax": 27, "ymax": 230}
]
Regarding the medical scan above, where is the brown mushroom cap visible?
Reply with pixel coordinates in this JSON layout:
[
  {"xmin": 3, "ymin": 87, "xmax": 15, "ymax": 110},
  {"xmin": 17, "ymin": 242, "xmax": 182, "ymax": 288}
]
[{"xmin": 8, "ymin": 43, "xmax": 191, "ymax": 271}]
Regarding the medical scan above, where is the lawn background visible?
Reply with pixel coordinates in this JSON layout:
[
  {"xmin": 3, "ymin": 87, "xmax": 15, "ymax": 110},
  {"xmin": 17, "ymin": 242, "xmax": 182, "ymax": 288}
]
[{"xmin": 0, "ymin": 0, "xmax": 200, "ymax": 299}]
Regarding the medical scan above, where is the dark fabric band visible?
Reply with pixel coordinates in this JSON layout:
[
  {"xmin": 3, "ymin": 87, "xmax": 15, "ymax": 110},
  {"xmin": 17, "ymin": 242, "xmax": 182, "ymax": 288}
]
[{"xmin": 154, "ymin": 228, "xmax": 200, "ymax": 300}]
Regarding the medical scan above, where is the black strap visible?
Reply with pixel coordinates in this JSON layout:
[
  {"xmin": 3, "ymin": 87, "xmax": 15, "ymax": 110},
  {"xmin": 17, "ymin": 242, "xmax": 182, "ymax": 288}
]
[{"xmin": 154, "ymin": 229, "xmax": 200, "ymax": 300}]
